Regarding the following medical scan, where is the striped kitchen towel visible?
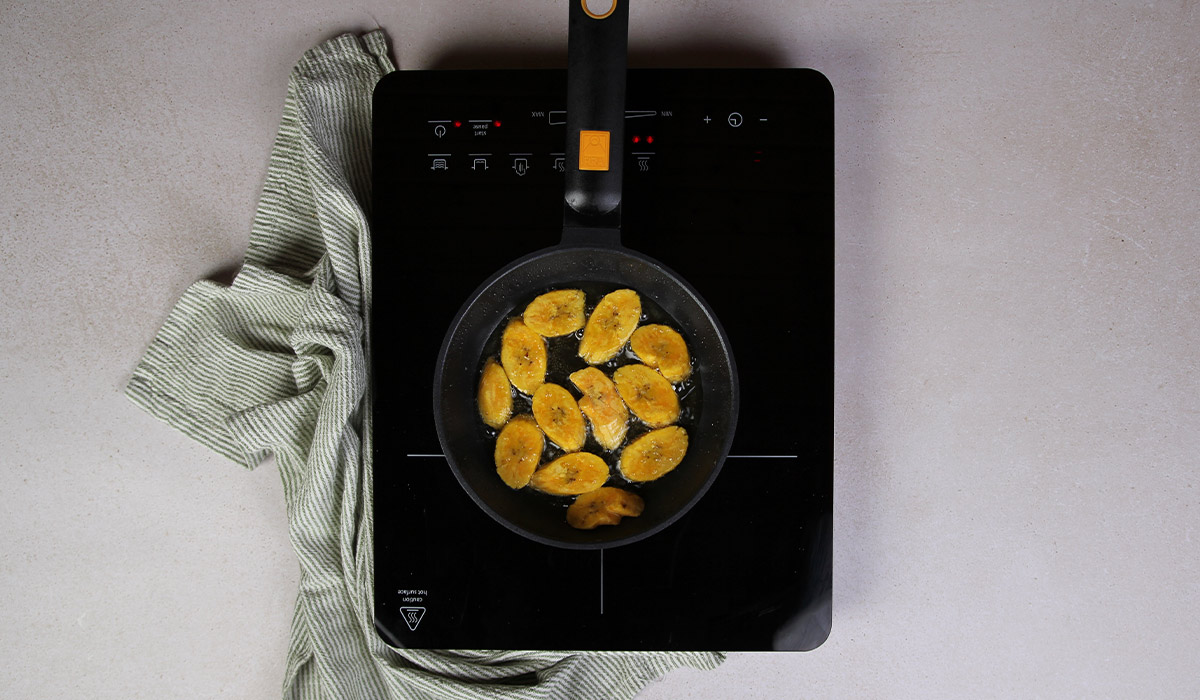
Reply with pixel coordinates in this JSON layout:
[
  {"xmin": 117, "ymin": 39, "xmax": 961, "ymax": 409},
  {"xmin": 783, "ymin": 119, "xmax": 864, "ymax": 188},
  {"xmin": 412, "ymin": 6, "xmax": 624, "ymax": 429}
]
[{"xmin": 125, "ymin": 30, "xmax": 724, "ymax": 700}]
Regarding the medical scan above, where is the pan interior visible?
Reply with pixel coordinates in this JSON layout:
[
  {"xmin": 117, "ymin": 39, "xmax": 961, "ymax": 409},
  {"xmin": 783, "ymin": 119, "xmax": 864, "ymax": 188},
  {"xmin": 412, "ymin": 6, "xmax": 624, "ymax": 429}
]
[{"xmin": 434, "ymin": 245, "xmax": 737, "ymax": 549}]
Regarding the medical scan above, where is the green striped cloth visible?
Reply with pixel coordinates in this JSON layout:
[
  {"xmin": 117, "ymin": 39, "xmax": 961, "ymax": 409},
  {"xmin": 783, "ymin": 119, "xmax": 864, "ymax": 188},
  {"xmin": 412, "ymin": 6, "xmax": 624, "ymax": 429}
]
[{"xmin": 126, "ymin": 30, "xmax": 723, "ymax": 699}]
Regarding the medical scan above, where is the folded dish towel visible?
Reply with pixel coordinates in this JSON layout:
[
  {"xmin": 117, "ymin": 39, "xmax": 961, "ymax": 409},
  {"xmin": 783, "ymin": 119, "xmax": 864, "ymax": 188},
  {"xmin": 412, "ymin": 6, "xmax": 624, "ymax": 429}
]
[{"xmin": 126, "ymin": 30, "xmax": 723, "ymax": 699}]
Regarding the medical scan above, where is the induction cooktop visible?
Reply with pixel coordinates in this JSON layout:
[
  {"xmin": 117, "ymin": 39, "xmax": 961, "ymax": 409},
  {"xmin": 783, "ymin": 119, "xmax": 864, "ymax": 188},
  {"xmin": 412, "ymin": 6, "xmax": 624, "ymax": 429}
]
[{"xmin": 370, "ymin": 67, "xmax": 832, "ymax": 651}]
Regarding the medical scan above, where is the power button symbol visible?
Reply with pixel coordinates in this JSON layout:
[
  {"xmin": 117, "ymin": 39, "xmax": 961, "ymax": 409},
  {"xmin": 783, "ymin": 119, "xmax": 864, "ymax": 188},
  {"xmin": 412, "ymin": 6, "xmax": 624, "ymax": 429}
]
[
  {"xmin": 727, "ymin": 112, "xmax": 743, "ymax": 127},
  {"xmin": 434, "ymin": 124, "xmax": 446, "ymax": 138}
]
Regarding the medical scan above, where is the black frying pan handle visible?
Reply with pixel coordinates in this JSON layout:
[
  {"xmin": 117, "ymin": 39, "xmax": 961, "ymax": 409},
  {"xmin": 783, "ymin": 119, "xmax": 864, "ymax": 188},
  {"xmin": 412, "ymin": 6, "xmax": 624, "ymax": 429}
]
[{"xmin": 564, "ymin": 0, "xmax": 628, "ymax": 227}]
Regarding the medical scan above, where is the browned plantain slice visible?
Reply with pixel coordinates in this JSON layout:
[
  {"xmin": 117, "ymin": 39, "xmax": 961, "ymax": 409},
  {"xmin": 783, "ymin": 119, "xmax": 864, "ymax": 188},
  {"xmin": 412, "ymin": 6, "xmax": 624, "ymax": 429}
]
[
  {"xmin": 618, "ymin": 426, "xmax": 689, "ymax": 482},
  {"xmin": 523, "ymin": 289, "xmax": 586, "ymax": 337},
  {"xmin": 500, "ymin": 318, "xmax": 547, "ymax": 395},
  {"xmin": 477, "ymin": 357, "xmax": 513, "ymax": 429},
  {"xmin": 613, "ymin": 364, "xmax": 680, "ymax": 428},
  {"xmin": 529, "ymin": 452, "xmax": 610, "ymax": 495},
  {"xmin": 532, "ymin": 383, "xmax": 586, "ymax": 452},
  {"xmin": 568, "ymin": 367, "xmax": 629, "ymax": 451},
  {"xmin": 629, "ymin": 324, "xmax": 692, "ymax": 383},
  {"xmin": 566, "ymin": 487, "xmax": 645, "ymax": 529},
  {"xmin": 494, "ymin": 415, "xmax": 545, "ymax": 489},
  {"xmin": 578, "ymin": 289, "xmax": 641, "ymax": 364}
]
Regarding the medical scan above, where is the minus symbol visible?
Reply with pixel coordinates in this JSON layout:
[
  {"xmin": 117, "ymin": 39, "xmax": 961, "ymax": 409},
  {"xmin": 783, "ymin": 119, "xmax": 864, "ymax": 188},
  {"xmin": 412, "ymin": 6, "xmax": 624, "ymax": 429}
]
[
  {"xmin": 759, "ymin": 118, "xmax": 768, "ymax": 122},
  {"xmin": 727, "ymin": 454, "xmax": 798, "ymax": 459}
]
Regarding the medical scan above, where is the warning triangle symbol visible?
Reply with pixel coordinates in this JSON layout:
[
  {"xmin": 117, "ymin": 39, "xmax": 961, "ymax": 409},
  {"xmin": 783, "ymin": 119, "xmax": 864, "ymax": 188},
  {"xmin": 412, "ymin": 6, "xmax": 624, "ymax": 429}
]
[{"xmin": 400, "ymin": 606, "xmax": 426, "ymax": 631}]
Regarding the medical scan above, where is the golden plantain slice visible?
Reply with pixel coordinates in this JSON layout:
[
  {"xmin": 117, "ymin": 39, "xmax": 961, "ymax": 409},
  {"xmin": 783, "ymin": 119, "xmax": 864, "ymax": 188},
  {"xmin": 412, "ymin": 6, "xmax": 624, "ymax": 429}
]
[
  {"xmin": 568, "ymin": 367, "xmax": 629, "ymax": 451},
  {"xmin": 523, "ymin": 289, "xmax": 586, "ymax": 337},
  {"xmin": 566, "ymin": 487, "xmax": 645, "ymax": 530},
  {"xmin": 500, "ymin": 318, "xmax": 547, "ymax": 395},
  {"xmin": 629, "ymin": 324, "xmax": 692, "ymax": 383},
  {"xmin": 529, "ymin": 452, "xmax": 610, "ymax": 495},
  {"xmin": 618, "ymin": 426, "xmax": 689, "ymax": 482},
  {"xmin": 613, "ymin": 364, "xmax": 680, "ymax": 428},
  {"xmin": 494, "ymin": 415, "xmax": 545, "ymax": 489},
  {"xmin": 578, "ymin": 289, "xmax": 642, "ymax": 364},
  {"xmin": 477, "ymin": 357, "xmax": 513, "ymax": 429},
  {"xmin": 532, "ymin": 383, "xmax": 586, "ymax": 452}
]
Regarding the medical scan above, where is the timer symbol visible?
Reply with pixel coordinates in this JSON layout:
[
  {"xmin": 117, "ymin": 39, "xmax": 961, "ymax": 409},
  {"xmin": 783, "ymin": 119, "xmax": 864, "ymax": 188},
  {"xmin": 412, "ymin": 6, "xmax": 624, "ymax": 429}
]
[{"xmin": 727, "ymin": 112, "xmax": 743, "ymax": 127}]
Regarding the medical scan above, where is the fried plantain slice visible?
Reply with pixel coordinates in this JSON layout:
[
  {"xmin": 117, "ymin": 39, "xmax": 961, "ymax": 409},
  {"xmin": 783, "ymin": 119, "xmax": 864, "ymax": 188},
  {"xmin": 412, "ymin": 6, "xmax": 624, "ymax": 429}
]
[
  {"xmin": 566, "ymin": 487, "xmax": 645, "ymax": 529},
  {"xmin": 477, "ymin": 357, "xmax": 514, "ymax": 429},
  {"xmin": 523, "ymin": 289, "xmax": 586, "ymax": 337},
  {"xmin": 618, "ymin": 426, "xmax": 688, "ymax": 482},
  {"xmin": 494, "ymin": 415, "xmax": 545, "ymax": 489},
  {"xmin": 629, "ymin": 324, "xmax": 692, "ymax": 383},
  {"xmin": 568, "ymin": 367, "xmax": 629, "ymax": 451},
  {"xmin": 532, "ymin": 383, "xmax": 586, "ymax": 452},
  {"xmin": 578, "ymin": 289, "xmax": 641, "ymax": 364},
  {"xmin": 613, "ymin": 364, "xmax": 680, "ymax": 428},
  {"xmin": 500, "ymin": 318, "xmax": 547, "ymax": 395},
  {"xmin": 529, "ymin": 452, "xmax": 610, "ymax": 495}
]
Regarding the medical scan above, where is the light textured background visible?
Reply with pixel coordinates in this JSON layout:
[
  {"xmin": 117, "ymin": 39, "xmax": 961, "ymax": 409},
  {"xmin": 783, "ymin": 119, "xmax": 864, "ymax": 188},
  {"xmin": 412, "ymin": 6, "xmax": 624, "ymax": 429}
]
[{"xmin": 2, "ymin": 1, "xmax": 1198, "ymax": 698}]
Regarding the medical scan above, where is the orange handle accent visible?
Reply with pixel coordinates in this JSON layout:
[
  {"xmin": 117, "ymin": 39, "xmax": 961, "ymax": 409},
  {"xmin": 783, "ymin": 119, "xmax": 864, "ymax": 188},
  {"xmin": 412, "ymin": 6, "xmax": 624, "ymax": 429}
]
[
  {"xmin": 581, "ymin": 0, "xmax": 617, "ymax": 20},
  {"xmin": 578, "ymin": 130, "xmax": 611, "ymax": 171}
]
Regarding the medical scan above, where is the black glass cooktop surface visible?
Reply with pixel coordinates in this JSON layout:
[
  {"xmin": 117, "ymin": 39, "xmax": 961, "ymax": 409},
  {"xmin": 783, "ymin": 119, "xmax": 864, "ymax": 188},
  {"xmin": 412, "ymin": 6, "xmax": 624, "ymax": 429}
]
[{"xmin": 371, "ymin": 68, "xmax": 832, "ymax": 651}]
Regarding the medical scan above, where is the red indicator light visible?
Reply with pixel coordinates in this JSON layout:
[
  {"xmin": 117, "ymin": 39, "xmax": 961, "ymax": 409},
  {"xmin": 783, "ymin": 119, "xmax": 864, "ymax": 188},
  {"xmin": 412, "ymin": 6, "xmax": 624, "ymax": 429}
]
[
  {"xmin": 646, "ymin": 135, "xmax": 654, "ymax": 144},
  {"xmin": 494, "ymin": 120, "xmax": 502, "ymax": 127},
  {"xmin": 632, "ymin": 135, "xmax": 640, "ymax": 143},
  {"xmin": 454, "ymin": 120, "xmax": 462, "ymax": 128}
]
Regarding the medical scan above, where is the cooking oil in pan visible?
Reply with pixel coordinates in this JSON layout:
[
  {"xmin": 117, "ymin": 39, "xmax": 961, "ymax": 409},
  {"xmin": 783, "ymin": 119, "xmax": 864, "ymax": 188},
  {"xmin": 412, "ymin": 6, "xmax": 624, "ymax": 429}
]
[{"xmin": 477, "ymin": 283, "xmax": 702, "ymax": 505}]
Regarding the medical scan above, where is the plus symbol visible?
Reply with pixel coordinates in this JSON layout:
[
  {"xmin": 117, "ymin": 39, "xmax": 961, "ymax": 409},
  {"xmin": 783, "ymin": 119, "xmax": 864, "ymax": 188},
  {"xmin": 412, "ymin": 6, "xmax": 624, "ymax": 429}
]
[{"xmin": 702, "ymin": 115, "xmax": 712, "ymax": 124}]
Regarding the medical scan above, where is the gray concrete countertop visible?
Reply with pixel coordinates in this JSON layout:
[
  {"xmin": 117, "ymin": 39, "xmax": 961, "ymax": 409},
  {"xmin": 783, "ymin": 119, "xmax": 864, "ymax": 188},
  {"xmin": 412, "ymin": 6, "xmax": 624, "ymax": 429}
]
[{"xmin": 2, "ymin": 1, "xmax": 1197, "ymax": 697}]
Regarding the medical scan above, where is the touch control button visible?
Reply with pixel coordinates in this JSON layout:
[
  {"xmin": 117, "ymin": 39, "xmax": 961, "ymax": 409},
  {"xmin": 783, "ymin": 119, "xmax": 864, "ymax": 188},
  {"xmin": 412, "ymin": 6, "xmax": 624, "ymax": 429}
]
[{"xmin": 727, "ymin": 112, "xmax": 743, "ymax": 127}]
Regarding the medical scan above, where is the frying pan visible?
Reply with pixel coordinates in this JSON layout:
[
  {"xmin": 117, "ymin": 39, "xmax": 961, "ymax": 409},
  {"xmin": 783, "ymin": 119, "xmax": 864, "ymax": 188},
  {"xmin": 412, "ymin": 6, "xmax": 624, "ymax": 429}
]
[{"xmin": 433, "ymin": 0, "xmax": 739, "ymax": 549}]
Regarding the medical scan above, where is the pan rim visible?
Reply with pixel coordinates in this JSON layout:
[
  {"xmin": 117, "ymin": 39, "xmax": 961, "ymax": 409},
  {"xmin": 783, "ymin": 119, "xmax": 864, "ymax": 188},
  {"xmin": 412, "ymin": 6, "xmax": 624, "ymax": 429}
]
[{"xmin": 432, "ymin": 242, "xmax": 740, "ymax": 550}]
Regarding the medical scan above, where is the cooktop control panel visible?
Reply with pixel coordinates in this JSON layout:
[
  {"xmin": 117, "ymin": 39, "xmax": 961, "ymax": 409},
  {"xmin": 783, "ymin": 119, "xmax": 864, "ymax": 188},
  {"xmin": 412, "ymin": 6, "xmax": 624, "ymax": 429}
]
[
  {"xmin": 410, "ymin": 100, "xmax": 778, "ymax": 182},
  {"xmin": 377, "ymin": 70, "xmax": 823, "ymax": 242},
  {"xmin": 372, "ymin": 68, "xmax": 832, "ymax": 652}
]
